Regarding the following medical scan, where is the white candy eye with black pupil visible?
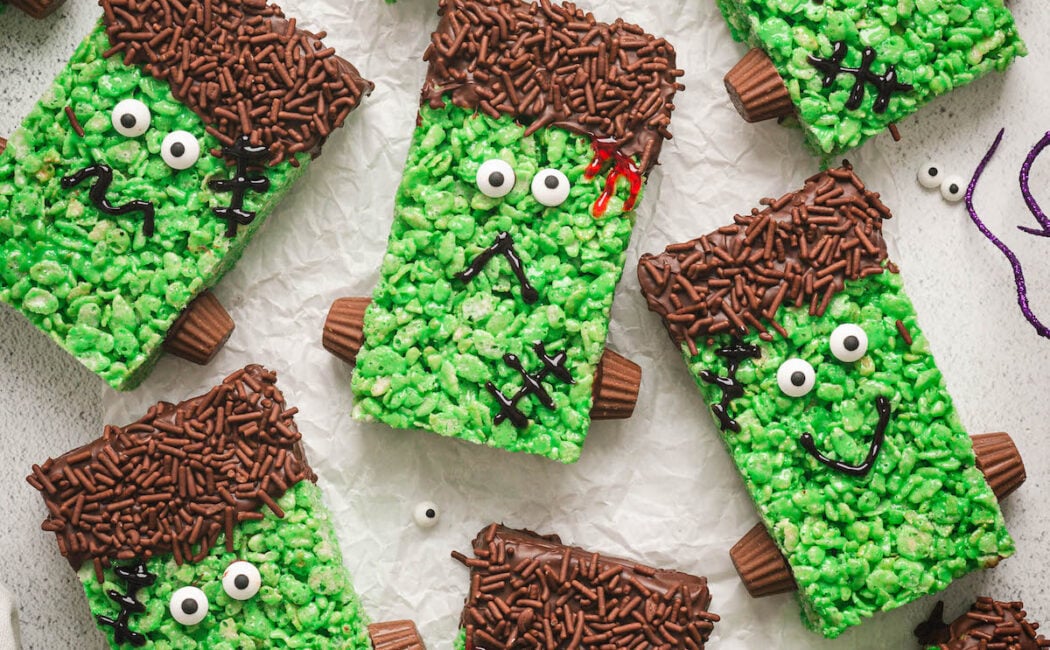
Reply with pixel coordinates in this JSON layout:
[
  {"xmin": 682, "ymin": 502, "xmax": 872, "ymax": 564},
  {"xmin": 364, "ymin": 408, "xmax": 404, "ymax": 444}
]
[
  {"xmin": 222, "ymin": 561, "xmax": 261, "ymax": 600},
  {"xmin": 829, "ymin": 323, "xmax": 868, "ymax": 362},
  {"xmin": 413, "ymin": 501, "xmax": 440, "ymax": 528},
  {"xmin": 170, "ymin": 586, "xmax": 208, "ymax": 625},
  {"xmin": 917, "ymin": 161, "xmax": 942, "ymax": 189},
  {"xmin": 777, "ymin": 358, "xmax": 815, "ymax": 398},
  {"xmin": 111, "ymin": 99, "xmax": 151, "ymax": 138},
  {"xmin": 476, "ymin": 159, "xmax": 515, "ymax": 198},
  {"xmin": 940, "ymin": 175, "xmax": 965, "ymax": 202},
  {"xmin": 161, "ymin": 131, "xmax": 201, "ymax": 170},
  {"xmin": 531, "ymin": 169, "xmax": 570, "ymax": 207}
]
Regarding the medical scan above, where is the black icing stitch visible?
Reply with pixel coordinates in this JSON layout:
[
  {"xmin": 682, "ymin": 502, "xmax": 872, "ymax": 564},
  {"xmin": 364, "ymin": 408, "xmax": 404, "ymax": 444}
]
[
  {"xmin": 95, "ymin": 560, "xmax": 156, "ymax": 647},
  {"xmin": 457, "ymin": 231, "xmax": 539, "ymax": 304},
  {"xmin": 808, "ymin": 42, "xmax": 913, "ymax": 113},
  {"xmin": 209, "ymin": 136, "xmax": 271, "ymax": 237},
  {"xmin": 61, "ymin": 165, "xmax": 157, "ymax": 237},
  {"xmin": 799, "ymin": 395, "xmax": 892, "ymax": 477},
  {"xmin": 487, "ymin": 341, "xmax": 574, "ymax": 428},
  {"xmin": 700, "ymin": 340, "xmax": 761, "ymax": 433}
]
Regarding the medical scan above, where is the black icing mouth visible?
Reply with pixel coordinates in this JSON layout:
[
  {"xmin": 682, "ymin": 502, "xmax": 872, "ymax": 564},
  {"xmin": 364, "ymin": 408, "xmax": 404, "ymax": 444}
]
[
  {"xmin": 62, "ymin": 164, "xmax": 156, "ymax": 237},
  {"xmin": 456, "ymin": 230, "xmax": 538, "ymax": 303},
  {"xmin": 799, "ymin": 395, "xmax": 892, "ymax": 477}
]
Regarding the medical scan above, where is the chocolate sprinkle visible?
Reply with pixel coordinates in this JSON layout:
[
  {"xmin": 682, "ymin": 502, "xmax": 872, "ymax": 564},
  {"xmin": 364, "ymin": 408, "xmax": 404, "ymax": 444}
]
[
  {"xmin": 100, "ymin": 0, "xmax": 373, "ymax": 166},
  {"xmin": 422, "ymin": 0, "xmax": 684, "ymax": 172},
  {"xmin": 454, "ymin": 524, "xmax": 719, "ymax": 649},
  {"xmin": 638, "ymin": 162, "xmax": 892, "ymax": 350},
  {"xmin": 26, "ymin": 365, "xmax": 316, "ymax": 575},
  {"xmin": 916, "ymin": 598, "xmax": 1050, "ymax": 649}
]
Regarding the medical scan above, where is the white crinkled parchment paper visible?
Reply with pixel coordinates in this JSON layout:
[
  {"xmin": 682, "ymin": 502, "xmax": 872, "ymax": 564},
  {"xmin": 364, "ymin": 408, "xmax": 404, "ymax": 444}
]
[{"xmin": 2, "ymin": 0, "xmax": 1049, "ymax": 648}]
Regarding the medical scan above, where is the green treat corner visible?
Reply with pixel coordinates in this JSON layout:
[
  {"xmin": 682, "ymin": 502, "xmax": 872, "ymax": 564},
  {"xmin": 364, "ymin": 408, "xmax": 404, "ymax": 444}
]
[
  {"xmin": 352, "ymin": 103, "xmax": 640, "ymax": 463},
  {"xmin": 79, "ymin": 481, "xmax": 372, "ymax": 650},
  {"xmin": 688, "ymin": 269, "xmax": 1013, "ymax": 637},
  {"xmin": 0, "ymin": 23, "xmax": 307, "ymax": 390},
  {"xmin": 717, "ymin": 0, "xmax": 1025, "ymax": 156}
]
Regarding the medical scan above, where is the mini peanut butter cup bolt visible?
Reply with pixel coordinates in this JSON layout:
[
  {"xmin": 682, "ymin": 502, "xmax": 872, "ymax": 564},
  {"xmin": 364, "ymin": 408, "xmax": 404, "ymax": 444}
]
[
  {"xmin": 716, "ymin": 0, "xmax": 1024, "ymax": 155},
  {"xmin": 326, "ymin": 0, "xmax": 683, "ymax": 463},
  {"xmin": 6, "ymin": 0, "xmax": 66, "ymax": 18},
  {"xmin": 26, "ymin": 365, "xmax": 423, "ymax": 650},
  {"xmin": 0, "ymin": 0, "xmax": 372, "ymax": 390},
  {"xmin": 639, "ymin": 163, "xmax": 1023, "ymax": 638}
]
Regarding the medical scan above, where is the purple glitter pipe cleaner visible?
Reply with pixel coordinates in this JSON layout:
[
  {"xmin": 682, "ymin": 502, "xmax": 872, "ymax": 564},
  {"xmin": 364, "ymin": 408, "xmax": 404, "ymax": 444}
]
[
  {"xmin": 966, "ymin": 128, "xmax": 1050, "ymax": 339},
  {"xmin": 1017, "ymin": 131, "xmax": 1050, "ymax": 237}
]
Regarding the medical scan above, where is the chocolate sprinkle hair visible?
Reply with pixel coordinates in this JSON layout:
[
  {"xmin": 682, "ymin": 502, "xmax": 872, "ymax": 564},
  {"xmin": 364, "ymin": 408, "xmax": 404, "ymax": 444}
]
[
  {"xmin": 638, "ymin": 162, "xmax": 893, "ymax": 354},
  {"xmin": 453, "ymin": 524, "xmax": 719, "ymax": 649},
  {"xmin": 915, "ymin": 598, "xmax": 1050, "ymax": 649},
  {"xmin": 27, "ymin": 365, "xmax": 316, "ymax": 577},
  {"xmin": 100, "ymin": 0, "xmax": 373, "ymax": 166},
  {"xmin": 422, "ymin": 0, "xmax": 684, "ymax": 172}
]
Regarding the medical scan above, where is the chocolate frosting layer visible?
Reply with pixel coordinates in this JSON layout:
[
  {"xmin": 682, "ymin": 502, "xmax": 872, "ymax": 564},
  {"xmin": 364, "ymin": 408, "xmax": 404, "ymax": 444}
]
[
  {"xmin": 454, "ymin": 524, "xmax": 719, "ymax": 649},
  {"xmin": 422, "ymin": 0, "xmax": 683, "ymax": 172},
  {"xmin": 27, "ymin": 365, "xmax": 315, "ymax": 574},
  {"xmin": 916, "ymin": 598, "xmax": 1050, "ymax": 649},
  {"xmin": 638, "ymin": 163, "xmax": 893, "ymax": 352},
  {"xmin": 100, "ymin": 0, "xmax": 373, "ymax": 165}
]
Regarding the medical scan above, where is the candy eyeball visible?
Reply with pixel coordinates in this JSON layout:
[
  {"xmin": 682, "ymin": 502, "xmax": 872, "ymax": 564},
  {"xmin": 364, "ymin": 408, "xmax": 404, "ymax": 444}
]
[
  {"xmin": 917, "ymin": 161, "xmax": 943, "ymax": 189},
  {"xmin": 531, "ymin": 169, "xmax": 570, "ymax": 207},
  {"xmin": 161, "ymin": 131, "xmax": 201, "ymax": 170},
  {"xmin": 170, "ymin": 586, "xmax": 208, "ymax": 625},
  {"xmin": 829, "ymin": 323, "xmax": 868, "ymax": 362},
  {"xmin": 222, "ymin": 561, "xmax": 261, "ymax": 601},
  {"xmin": 940, "ymin": 175, "xmax": 965, "ymax": 202},
  {"xmin": 111, "ymin": 99, "xmax": 151, "ymax": 138},
  {"xmin": 777, "ymin": 358, "xmax": 815, "ymax": 397},
  {"xmin": 476, "ymin": 159, "xmax": 516, "ymax": 198},
  {"xmin": 413, "ymin": 501, "xmax": 440, "ymax": 528}
]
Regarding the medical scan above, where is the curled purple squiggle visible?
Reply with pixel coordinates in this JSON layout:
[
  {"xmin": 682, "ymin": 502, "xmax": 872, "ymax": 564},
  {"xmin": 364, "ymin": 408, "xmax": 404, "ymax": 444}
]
[
  {"xmin": 966, "ymin": 128, "xmax": 1050, "ymax": 338},
  {"xmin": 1017, "ymin": 131, "xmax": 1050, "ymax": 237}
]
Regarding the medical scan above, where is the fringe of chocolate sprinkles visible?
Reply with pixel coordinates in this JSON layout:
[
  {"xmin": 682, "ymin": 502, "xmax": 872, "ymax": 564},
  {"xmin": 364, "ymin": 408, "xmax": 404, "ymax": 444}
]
[
  {"xmin": 422, "ymin": 0, "xmax": 684, "ymax": 172},
  {"xmin": 638, "ymin": 162, "xmax": 892, "ymax": 351},
  {"xmin": 454, "ymin": 524, "xmax": 719, "ymax": 649},
  {"xmin": 917, "ymin": 598, "xmax": 1050, "ymax": 649},
  {"xmin": 26, "ymin": 365, "xmax": 316, "ymax": 576},
  {"xmin": 99, "ymin": 0, "xmax": 373, "ymax": 166}
]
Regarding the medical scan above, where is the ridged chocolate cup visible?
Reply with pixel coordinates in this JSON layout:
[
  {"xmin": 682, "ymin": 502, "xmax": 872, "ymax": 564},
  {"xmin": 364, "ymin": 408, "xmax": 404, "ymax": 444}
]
[
  {"xmin": 590, "ymin": 348, "xmax": 641, "ymax": 420},
  {"xmin": 9, "ymin": 0, "xmax": 66, "ymax": 18},
  {"xmin": 368, "ymin": 620, "xmax": 426, "ymax": 650},
  {"xmin": 0, "ymin": 137, "xmax": 7, "ymax": 155},
  {"xmin": 972, "ymin": 432, "xmax": 1027, "ymax": 500},
  {"xmin": 730, "ymin": 522, "xmax": 796, "ymax": 598},
  {"xmin": 323, "ymin": 297, "xmax": 371, "ymax": 366},
  {"xmin": 162, "ymin": 289, "xmax": 234, "ymax": 365},
  {"xmin": 724, "ymin": 48, "xmax": 794, "ymax": 123}
]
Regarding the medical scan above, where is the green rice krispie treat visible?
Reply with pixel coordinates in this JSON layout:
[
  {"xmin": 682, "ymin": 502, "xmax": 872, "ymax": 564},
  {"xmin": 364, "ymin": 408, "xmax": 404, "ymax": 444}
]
[
  {"xmin": 323, "ymin": 0, "xmax": 683, "ymax": 464},
  {"xmin": 26, "ymin": 365, "xmax": 425, "ymax": 650},
  {"xmin": 638, "ymin": 164, "xmax": 1026, "ymax": 637},
  {"xmin": 0, "ymin": 0, "xmax": 372, "ymax": 391},
  {"xmin": 719, "ymin": 0, "xmax": 1024, "ymax": 156}
]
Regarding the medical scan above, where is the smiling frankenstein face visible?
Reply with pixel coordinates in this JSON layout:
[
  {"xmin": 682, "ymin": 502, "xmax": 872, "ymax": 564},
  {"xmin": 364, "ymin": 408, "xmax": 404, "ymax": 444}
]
[
  {"xmin": 0, "ymin": 0, "xmax": 369, "ymax": 391},
  {"xmin": 638, "ymin": 165, "xmax": 1013, "ymax": 637}
]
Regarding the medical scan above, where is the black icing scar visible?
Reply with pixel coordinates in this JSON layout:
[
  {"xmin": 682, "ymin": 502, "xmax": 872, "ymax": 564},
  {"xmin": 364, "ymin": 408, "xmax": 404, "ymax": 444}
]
[
  {"xmin": 62, "ymin": 165, "xmax": 156, "ymax": 236},
  {"xmin": 700, "ymin": 341, "xmax": 761, "ymax": 433}
]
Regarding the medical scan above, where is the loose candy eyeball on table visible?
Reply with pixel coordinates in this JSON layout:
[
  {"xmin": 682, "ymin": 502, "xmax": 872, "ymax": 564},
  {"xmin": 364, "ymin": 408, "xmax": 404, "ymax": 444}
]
[
  {"xmin": 413, "ymin": 502, "xmax": 440, "ymax": 528},
  {"xmin": 917, "ymin": 161, "xmax": 943, "ymax": 189}
]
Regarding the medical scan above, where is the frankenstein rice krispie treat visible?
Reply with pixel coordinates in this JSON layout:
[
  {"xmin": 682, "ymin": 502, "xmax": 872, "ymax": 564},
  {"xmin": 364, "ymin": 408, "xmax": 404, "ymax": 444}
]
[
  {"xmin": 915, "ymin": 598, "xmax": 1050, "ymax": 649},
  {"xmin": 0, "ymin": 0, "xmax": 372, "ymax": 390},
  {"xmin": 323, "ymin": 0, "xmax": 683, "ymax": 463},
  {"xmin": 719, "ymin": 0, "xmax": 1024, "ymax": 155},
  {"xmin": 26, "ymin": 365, "xmax": 424, "ymax": 650},
  {"xmin": 638, "ymin": 164, "xmax": 1026, "ymax": 637},
  {"xmin": 451, "ymin": 525, "xmax": 719, "ymax": 649}
]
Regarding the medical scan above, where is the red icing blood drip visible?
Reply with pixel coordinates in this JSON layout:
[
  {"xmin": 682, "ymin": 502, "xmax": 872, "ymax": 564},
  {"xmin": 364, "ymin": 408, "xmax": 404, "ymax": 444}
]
[{"xmin": 585, "ymin": 138, "xmax": 643, "ymax": 218}]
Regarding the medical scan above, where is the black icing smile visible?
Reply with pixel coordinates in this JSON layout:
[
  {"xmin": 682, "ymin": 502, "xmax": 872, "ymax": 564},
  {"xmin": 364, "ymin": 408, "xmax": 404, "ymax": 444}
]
[
  {"xmin": 799, "ymin": 395, "xmax": 892, "ymax": 477},
  {"xmin": 62, "ymin": 164, "xmax": 157, "ymax": 236}
]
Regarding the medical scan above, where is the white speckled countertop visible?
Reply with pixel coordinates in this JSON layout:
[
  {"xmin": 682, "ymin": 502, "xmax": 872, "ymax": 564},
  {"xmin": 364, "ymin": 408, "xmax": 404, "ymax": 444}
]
[{"xmin": 1, "ymin": 0, "xmax": 1048, "ymax": 648}]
